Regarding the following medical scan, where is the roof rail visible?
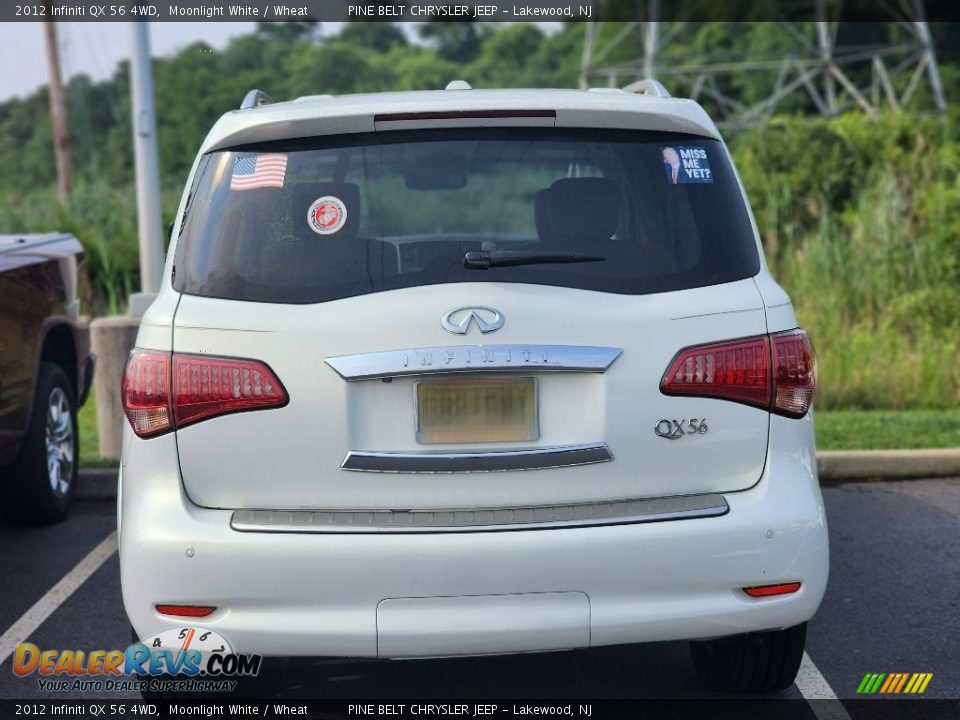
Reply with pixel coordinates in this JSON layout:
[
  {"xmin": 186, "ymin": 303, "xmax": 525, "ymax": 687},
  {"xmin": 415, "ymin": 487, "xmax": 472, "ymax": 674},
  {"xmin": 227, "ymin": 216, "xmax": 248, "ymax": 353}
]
[
  {"xmin": 240, "ymin": 89, "xmax": 274, "ymax": 110},
  {"xmin": 622, "ymin": 79, "xmax": 671, "ymax": 98}
]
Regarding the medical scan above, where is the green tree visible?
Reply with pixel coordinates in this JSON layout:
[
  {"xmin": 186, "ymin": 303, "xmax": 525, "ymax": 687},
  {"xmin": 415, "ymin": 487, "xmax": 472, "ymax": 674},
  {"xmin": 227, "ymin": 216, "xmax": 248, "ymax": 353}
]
[
  {"xmin": 417, "ymin": 21, "xmax": 489, "ymax": 63},
  {"xmin": 337, "ymin": 22, "xmax": 407, "ymax": 52},
  {"xmin": 286, "ymin": 41, "xmax": 382, "ymax": 96},
  {"xmin": 467, "ymin": 24, "xmax": 545, "ymax": 87},
  {"xmin": 380, "ymin": 46, "xmax": 460, "ymax": 91},
  {"xmin": 255, "ymin": 21, "xmax": 320, "ymax": 43}
]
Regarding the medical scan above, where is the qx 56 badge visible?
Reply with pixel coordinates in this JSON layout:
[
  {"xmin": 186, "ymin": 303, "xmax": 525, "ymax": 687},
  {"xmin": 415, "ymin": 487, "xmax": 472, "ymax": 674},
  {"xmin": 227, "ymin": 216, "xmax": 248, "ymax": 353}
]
[{"xmin": 655, "ymin": 418, "xmax": 709, "ymax": 440}]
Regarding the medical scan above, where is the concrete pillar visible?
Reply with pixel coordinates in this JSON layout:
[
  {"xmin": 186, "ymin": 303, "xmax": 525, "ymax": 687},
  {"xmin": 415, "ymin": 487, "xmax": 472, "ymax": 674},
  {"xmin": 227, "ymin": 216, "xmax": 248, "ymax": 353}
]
[
  {"xmin": 89, "ymin": 316, "xmax": 140, "ymax": 459},
  {"xmin": 76, "ymin": 315, "xmax": 90, "ymax": 356}
]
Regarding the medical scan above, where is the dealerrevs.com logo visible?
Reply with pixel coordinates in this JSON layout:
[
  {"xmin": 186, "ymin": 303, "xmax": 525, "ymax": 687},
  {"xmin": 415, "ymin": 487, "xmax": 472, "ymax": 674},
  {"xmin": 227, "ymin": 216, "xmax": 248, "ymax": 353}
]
[{"xmin": 13, "ymin": 627, "xmax": 262, "ymax": 693}]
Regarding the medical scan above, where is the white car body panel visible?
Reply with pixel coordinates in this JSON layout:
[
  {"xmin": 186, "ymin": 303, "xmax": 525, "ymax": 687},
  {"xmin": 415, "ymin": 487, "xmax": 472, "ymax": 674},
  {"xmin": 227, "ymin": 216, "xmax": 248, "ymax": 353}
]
[
  {"xmin": 171, "ymin": 280, "xmax": 770, "ymax": 510},
  {"xmin": 753, "ymin": 273, "xmax": 800, "ymax": 332},
  {"xmin": 119, "ymin": 414, "xmax": 827, "ymax": 657},
  {"xmin": 376, "ymin": 593, "xmax": 591, "ymax": 658},
  {"xmin": 120, "ymin": 86, "xmax": 828, "ymax": 660}
]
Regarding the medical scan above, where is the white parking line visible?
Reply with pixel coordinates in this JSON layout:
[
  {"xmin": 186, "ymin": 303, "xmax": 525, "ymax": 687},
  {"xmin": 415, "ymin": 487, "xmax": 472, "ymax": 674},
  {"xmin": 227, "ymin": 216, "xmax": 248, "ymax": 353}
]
[
  {"xmin": 0, "ymin": 530, "xmax": 118, "ymax": 666},
  {"xmin": 795, "ymin": 651, "xmax": 853, "ymax": 720}
]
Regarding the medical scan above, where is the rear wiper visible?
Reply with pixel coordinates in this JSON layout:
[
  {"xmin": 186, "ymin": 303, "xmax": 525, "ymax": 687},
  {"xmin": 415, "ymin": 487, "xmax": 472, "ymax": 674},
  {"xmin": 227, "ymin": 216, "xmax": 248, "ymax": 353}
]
[{"xmin": 463, "ymin": 250, "xmax": 606, "ymax": 269}]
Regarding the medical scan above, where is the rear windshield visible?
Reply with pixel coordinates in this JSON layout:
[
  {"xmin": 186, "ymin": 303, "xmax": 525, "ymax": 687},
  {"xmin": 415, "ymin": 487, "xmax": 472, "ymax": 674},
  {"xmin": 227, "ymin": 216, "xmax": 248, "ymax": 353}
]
[{"xmin": 173, "ymin": 129, "xmax": 760, "ymax": 304}]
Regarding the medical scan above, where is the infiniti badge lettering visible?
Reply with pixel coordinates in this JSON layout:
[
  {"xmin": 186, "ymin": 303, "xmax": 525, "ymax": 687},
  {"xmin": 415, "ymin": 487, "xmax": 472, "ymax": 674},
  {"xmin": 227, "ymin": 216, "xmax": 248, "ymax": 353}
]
[
  {"xmin": 441, "ymin": 306, "xmax": 505, "ymax": 335},
  {"xmin": 402, "ymin": 347, "xmax": 549, "ymax": 368}
]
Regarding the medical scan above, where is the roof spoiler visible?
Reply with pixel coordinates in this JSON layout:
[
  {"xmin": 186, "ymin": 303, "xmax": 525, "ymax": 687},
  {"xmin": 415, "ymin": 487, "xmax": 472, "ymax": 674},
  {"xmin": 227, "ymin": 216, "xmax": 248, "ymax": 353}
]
[{"xmin": 240, "ymin": 89, "xmax": 274, "ymax": 110}]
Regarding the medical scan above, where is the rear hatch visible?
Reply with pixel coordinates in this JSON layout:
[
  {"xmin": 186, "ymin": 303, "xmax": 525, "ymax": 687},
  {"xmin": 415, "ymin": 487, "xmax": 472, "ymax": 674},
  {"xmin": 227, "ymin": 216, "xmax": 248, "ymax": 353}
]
[{"xmin": 170, "ymin": 127, "xmax": 768, "ymax": 510}]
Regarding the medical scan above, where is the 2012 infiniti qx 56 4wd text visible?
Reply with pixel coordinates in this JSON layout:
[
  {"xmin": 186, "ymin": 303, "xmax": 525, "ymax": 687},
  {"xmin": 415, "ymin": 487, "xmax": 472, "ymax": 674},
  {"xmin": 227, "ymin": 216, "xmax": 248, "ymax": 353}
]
[{"xmin": 119, "ymin": 81, "xmax": 826, "ymax": 694}]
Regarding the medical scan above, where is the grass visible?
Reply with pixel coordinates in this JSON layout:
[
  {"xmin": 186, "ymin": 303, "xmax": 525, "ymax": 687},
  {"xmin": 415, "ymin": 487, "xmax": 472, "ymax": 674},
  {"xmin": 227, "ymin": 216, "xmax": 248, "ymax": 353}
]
[
  {"xmin": 776, "ymin": 177, "xmax": 960, "ymax": 412},
  {"xmin": 78, "ymin": 390, "xmax": 120, "ymax": 469},
  {"xmin": 732, "ymin": 113, "xmax": 960, "ymax": 412},
  {"xmin": 815, "ymin": 409, "xmax": 960, "ymax": 451}
]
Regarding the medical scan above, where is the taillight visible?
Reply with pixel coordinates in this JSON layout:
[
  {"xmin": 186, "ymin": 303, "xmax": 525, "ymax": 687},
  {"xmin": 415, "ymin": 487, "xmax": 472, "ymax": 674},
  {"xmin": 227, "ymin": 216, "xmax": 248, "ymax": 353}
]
[
  {"xmin": 660, "ymin": 335, "xmax": 771, "ymax": 408},
  {"xmin": 172, "ymin": 353, "xmax": 288, "ymax": 428},
  {"xmin": 121, "ymin": 350, "xmax": 288, "ymax": 438},
  {"xmin": 660, "ymin": 329, "xmax": 816, "ymax": 418},
  {"xmin": 121, "ymin": 351, "xmax": 172, "ymax": 438},
  {"xmin": 771, "ymin": 330, "xmax": 817, "ymax": 418}
]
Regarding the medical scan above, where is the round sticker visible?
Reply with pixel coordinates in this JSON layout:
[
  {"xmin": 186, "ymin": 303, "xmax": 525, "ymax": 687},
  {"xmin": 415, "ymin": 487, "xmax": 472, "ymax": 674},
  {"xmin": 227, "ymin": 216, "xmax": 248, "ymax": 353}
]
[
  {"xmin": 307, "ymin": 196, "xmax": 347, "ymax": 235},
  {"xmin": 139, "ymin": 626, "xmax": 234, "ymax": 665}
]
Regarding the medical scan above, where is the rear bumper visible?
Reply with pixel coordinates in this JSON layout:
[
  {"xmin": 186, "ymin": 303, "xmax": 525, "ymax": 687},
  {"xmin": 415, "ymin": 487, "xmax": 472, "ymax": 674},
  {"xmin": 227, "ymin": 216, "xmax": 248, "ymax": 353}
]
[{"xmin": 119, "ymin": 415, "xmax": 828, "ymax": 658}]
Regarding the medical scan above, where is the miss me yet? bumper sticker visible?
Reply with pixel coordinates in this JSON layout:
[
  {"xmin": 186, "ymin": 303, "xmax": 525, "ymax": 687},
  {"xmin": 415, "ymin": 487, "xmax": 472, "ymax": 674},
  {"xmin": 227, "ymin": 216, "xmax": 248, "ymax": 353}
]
[{"xmin": 662, "ymin": 146, "xmax": 714, "ymax": 184}]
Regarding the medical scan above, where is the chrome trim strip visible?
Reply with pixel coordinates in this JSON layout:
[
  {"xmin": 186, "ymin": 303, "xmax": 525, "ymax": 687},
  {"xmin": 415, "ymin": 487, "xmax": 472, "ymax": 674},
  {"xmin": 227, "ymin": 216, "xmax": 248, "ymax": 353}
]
[
  {"xmin": 341, "ymin": 443, "xmax": 612, "ymax": 473},
  {"xmin": 325, "ymin": 345, "xmax": 622, "ymax": 381},
  {"xmin": 230, "ymin": 493, "xmax": 728, "ymax": 534}
]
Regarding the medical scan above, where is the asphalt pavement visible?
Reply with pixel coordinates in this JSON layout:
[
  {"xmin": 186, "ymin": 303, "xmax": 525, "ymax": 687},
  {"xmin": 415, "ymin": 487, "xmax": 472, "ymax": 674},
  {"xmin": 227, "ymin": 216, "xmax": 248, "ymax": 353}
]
[{"xmin": 0, "ymin": 479, "xmax": 957, "ymax": 709}]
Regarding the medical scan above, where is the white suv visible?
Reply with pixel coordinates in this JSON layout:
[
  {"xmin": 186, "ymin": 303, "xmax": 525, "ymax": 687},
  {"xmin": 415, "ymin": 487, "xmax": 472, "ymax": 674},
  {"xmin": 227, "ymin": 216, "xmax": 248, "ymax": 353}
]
[{"xmin": 119, "ymin": 83, "xmax": 827, "ymax": 694}]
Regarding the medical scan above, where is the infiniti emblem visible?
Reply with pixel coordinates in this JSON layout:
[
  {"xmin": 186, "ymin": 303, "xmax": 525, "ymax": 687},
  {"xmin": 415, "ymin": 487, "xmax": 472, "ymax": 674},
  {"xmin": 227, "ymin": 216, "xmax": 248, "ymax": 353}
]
[{"xmin": 441, "ymin": 306, "xmax": 505, "ymax": 335}]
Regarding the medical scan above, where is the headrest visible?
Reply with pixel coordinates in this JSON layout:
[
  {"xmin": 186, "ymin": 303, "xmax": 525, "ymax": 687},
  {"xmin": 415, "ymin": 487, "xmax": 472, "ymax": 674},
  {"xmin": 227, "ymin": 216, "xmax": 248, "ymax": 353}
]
[
  {"xmin": 534, "ymin": 189, "xmax": 554, "ymax": 243},
  {"xmin": 537, "ymin": 177, "xmax": 620, "ymax": 245},
  {"xmin": 291, "ymin": 182, "xmax": 361, "ymax": 240}
]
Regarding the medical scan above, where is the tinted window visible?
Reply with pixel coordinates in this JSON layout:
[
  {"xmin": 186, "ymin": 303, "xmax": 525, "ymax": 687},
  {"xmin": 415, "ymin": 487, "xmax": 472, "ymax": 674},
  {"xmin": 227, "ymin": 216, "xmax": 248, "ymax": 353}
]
[{"xmin": 173, "ymin": 129, "xmax": 760, "ymax": 304}]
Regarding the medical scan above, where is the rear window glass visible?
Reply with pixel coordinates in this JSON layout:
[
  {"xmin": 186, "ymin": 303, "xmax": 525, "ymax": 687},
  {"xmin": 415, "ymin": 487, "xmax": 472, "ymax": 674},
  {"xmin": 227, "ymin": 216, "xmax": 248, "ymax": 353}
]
[{"xmin": 173, "ymin": 129, "xmax": 760, "ymax": 304}]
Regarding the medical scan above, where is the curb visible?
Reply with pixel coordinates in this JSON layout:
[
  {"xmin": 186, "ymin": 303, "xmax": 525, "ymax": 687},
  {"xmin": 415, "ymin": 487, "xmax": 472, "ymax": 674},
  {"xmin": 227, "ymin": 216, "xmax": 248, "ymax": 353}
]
[
  {"xmin": 77, "ymin": 468, "xmax": 118, "ymax": 500},
  {"xmin": 77, "ymin": 449, "xmax": 960, "ymax": 500},
  {"xmin": 816, "ymin": 449, "xmax": 960, "ymax": 482}
]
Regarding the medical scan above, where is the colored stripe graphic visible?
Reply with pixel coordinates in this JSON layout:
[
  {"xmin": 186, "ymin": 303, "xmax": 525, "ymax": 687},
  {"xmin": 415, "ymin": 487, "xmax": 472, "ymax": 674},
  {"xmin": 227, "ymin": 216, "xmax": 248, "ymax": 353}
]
[
  {"xmin": 893, "ymin": 673, "xmax": 910, "ymax": 693},
  {"xmin": 858, "ymin": 673, "xmax": 885, "ymax": 694},
  {"xmin": 905, "ymin": 673, "xmax": 934, "ymax": 694},
  {"xmin": 880, "ymin": 673, "xmax": 908, "ymax": 693},
  {"xmin": 857, "ymin": 672, "xmax": 932, "ymax": 694}
]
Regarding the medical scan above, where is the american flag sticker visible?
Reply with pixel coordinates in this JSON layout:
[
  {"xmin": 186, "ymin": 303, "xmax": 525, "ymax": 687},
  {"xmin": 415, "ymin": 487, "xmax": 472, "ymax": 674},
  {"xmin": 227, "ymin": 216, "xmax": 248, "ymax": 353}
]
[{"xmin": 230, "ymin": 153, "xmax": 288, "ymax": 190}]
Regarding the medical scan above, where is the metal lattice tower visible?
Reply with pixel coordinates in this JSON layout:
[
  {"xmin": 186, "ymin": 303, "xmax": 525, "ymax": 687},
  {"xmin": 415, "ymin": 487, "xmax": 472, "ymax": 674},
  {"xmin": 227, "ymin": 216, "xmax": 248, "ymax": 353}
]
[{"xmin": 579, "ymin": 0, "xmax": 946, "ymax": 126}]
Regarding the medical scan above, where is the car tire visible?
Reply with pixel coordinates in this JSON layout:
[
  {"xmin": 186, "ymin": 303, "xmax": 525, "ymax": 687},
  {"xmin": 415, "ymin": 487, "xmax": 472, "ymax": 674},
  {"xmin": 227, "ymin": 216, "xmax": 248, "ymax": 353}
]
[
  {"xmin": 0, "ymin": 362, "xmax": 78, "ymax": 524},
  {"xmin": 689, "ymin": 622, "xmax": 807, "ymax": 693}
]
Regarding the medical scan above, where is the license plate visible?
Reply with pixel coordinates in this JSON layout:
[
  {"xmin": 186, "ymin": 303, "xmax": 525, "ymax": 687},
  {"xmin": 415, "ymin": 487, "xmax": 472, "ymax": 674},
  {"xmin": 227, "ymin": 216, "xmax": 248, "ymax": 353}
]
[{"xmin": 416, "ymin": 377, "xmax": 538, "ymax": 444}]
